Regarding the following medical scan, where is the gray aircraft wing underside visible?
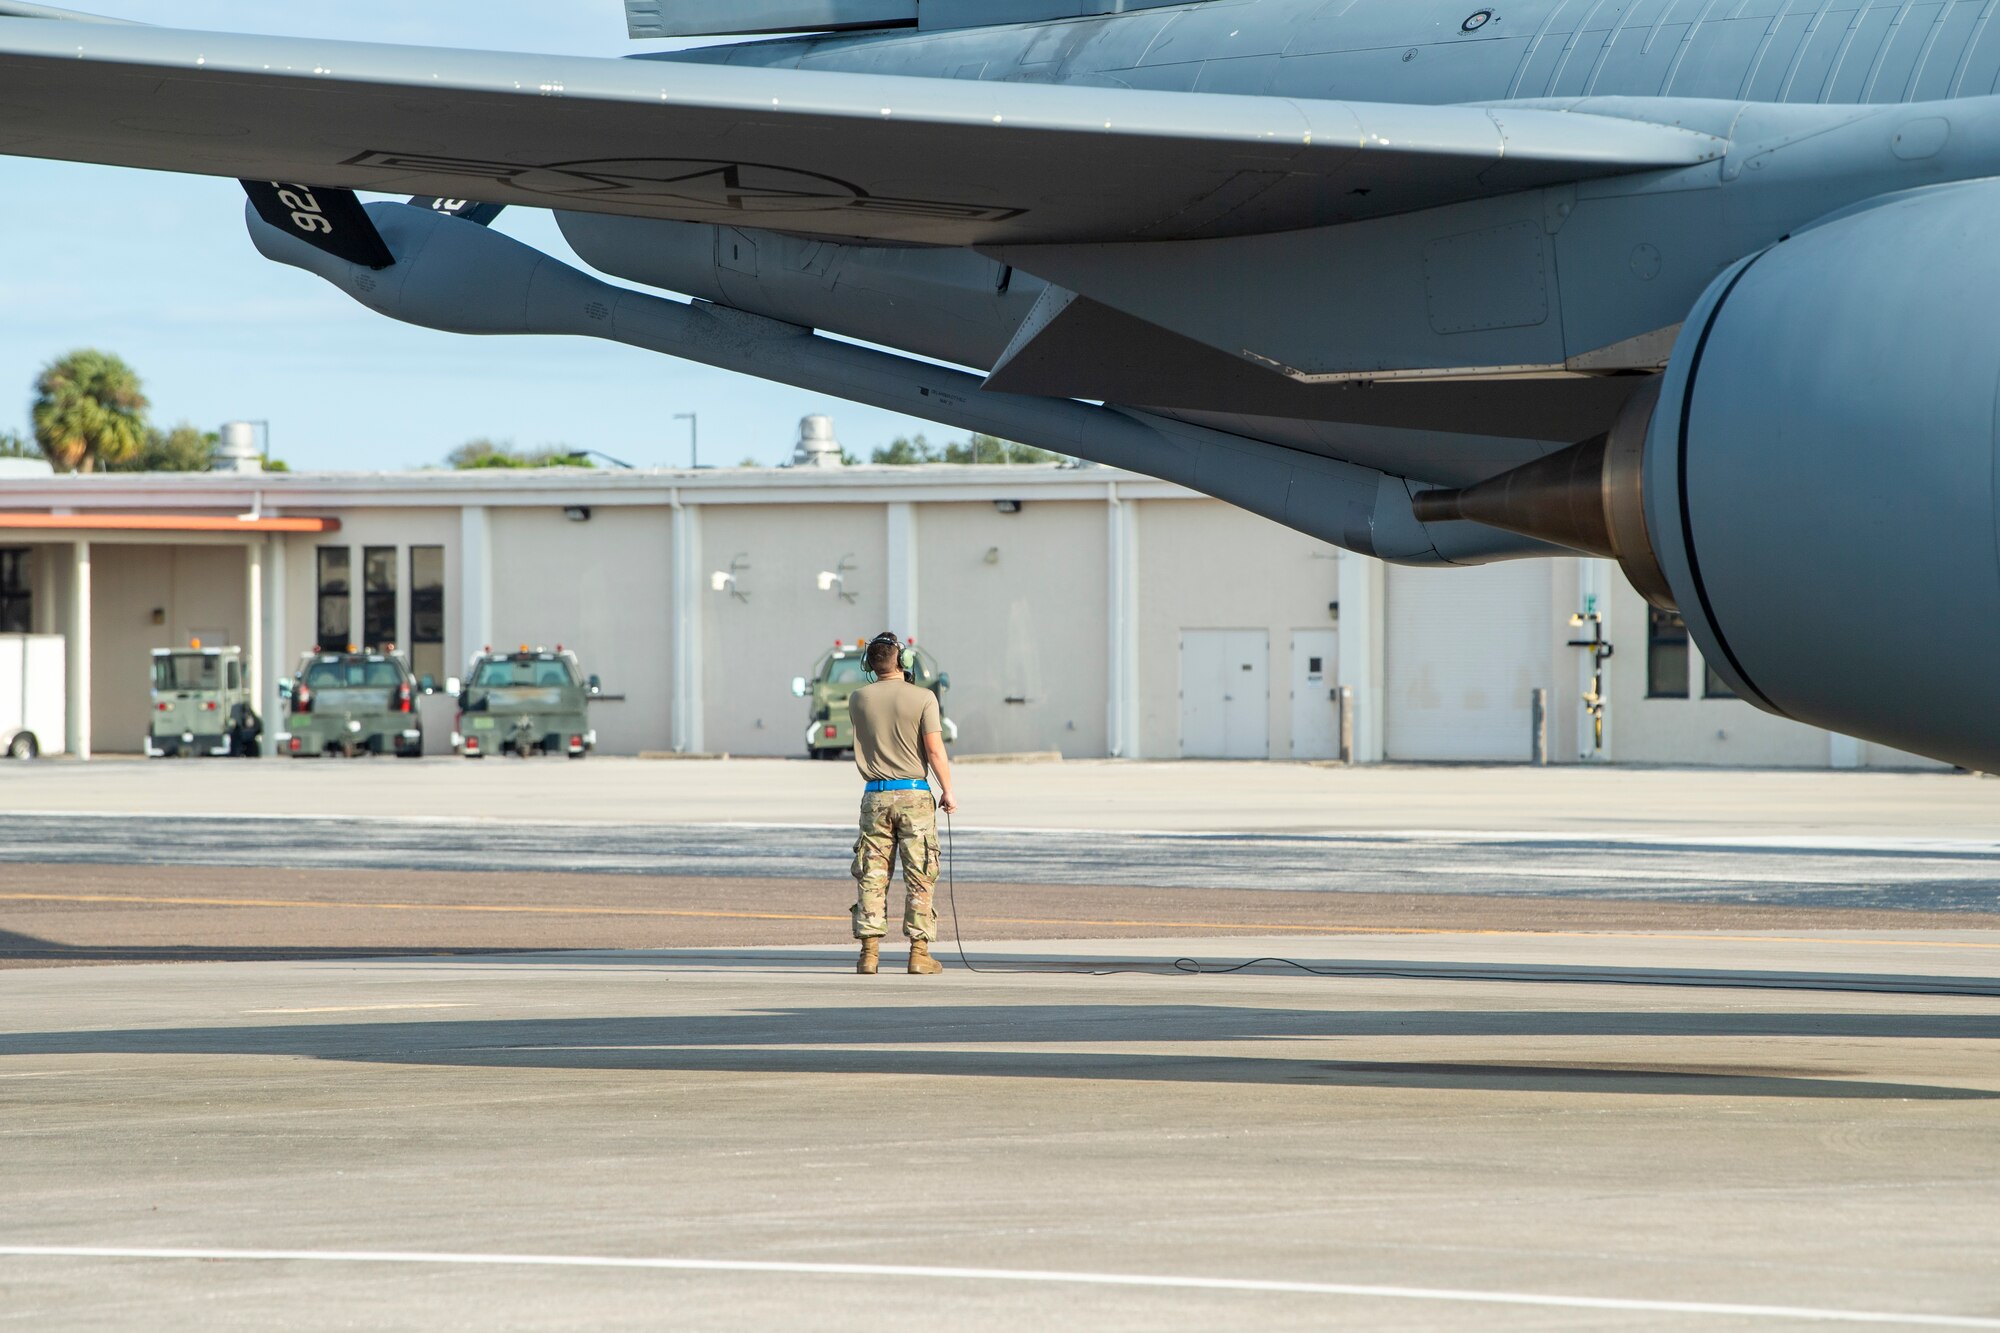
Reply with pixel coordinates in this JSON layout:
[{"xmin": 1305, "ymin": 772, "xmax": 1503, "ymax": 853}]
[
  {"xmin": 0, "ymin": 2, "xmax": 128, "ymax": 20},
  {"xmin": 0, "ymin": 18, "xmax": 1726, "ymax": 246}
]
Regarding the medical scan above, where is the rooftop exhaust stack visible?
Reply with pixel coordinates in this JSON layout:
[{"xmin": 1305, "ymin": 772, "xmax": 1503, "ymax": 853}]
[
  {"xmin": 792, "ymin": 415, "xmax": 845, "ymax": 469},
  {"xmin": 213, "ymin": 421, "xmax": 263, "ymax": 474}
]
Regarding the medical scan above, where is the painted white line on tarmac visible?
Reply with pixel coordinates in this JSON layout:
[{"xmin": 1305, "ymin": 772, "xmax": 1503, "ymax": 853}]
[
  {"xmin": 0, "ymin": 1246, "xmax": 1995, "ymax": 1326},
  {"xmin": 242, "ymin": 1003, "xmax": 474, "ymax": 1015}
]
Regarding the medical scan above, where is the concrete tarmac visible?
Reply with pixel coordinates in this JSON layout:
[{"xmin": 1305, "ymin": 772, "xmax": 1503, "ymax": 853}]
[
  {"xmin": 3, "ymin": 934, "xmax": 1999, "ymax": 1330},
  {"xmin": 8, "ymin": 755, "xmax": 2000, "ymax": 838},
  {"xmin": 10, "ymin": 810, "xmax": 2000, "ymax": 912},
  {"xmin": 4, "ymin": 762, "xmax": 2000, "ymax": 1327}
]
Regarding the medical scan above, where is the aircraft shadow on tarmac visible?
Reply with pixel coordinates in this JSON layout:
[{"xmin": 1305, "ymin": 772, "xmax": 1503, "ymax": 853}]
[
  {"xmin": 2, "ymin": 1008, "xmax": 1994, "ymax": 1100},
  {"xmin": 516, "ymin": 949, "xmax": 2000, "ymax": 998},
  {"xmin": 0, "ymin": 929, "xmax": 545, "ymax": 966}
]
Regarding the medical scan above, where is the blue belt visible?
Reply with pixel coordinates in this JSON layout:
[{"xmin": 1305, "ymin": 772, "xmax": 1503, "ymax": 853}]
[{"xmin": 864, "ymin": 778, "xmax": 931, "ymax": 793}]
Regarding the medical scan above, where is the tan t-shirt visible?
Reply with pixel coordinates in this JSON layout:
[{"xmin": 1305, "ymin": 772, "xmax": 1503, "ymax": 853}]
[{"xmin": 849, "ymin": 679, "xmax": 942, "ymax": 782}]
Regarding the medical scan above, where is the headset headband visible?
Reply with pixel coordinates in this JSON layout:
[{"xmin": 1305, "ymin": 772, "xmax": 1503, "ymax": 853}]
[{"xmin": 867, "ymin": 632, "xmax": 908, "ymax": 672}]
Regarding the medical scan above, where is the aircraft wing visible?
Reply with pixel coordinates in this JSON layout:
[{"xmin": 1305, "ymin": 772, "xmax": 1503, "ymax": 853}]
[
  {"xmin": 0, "ymin": 18, "xmax": 1724, "ymax": 245},
  {"xmin": 0, "ymin": 2, "xmax": 130, "ymax": 20}
]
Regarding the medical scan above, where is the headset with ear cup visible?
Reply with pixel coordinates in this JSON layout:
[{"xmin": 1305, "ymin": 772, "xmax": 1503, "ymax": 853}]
[{"xmin": 865, "ymin": 631, "xmax": 909, "ymax": 679}]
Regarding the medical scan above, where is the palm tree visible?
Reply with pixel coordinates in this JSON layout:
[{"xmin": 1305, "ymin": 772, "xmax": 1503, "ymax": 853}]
[{"xmin": 32, "ymin": 350, "xmax": 148, "ymax": 473}]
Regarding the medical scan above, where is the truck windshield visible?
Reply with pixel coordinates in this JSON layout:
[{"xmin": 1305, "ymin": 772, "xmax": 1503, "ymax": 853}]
[
  {"xmin": 472, "ymin": 658, "xmax": 575, "ymax": 688},
  {"xmin": 825, "ymin": 657, "xmax": 870, "ymax": 684},
  {"xmin": 303, "ymin": 660, "xmax": 403, "ymax": 688},
  {"xmin": 153, "ymin": 654, "xmax": 220, "ymax": 692}
]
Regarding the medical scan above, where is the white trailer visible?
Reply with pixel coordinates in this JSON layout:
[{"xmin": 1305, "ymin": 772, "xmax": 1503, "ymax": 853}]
[{"xmin": 0, "ymin": 634, "xmax": 66, "ymax": 759}]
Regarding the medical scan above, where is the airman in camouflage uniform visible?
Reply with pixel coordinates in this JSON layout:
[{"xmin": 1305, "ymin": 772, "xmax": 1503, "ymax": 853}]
[
  {"xmin": 851, "ymin": 790, "xmax": 940, "ymax": 945},
  {"xmin": 847, "ymin": 631, "xmax": 958, "ymax": 975}
]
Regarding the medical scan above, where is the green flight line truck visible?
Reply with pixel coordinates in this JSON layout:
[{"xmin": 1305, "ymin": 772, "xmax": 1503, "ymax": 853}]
[
  {"xmin": 147, "ymin": 642, "xmax": 262, "ymax": 758},
  {"xmin": 793, "ymin": 638, "xmax": 956, "ymax": 761},
  {"xmin": 455, "ymin": 646, "xmax": 600, "ymax": 758},
  {"xmin": 278, "ymin": 649, "xmax": 424, "ymax": 758}
]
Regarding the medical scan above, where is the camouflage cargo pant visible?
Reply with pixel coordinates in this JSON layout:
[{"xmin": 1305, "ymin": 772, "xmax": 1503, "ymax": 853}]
[{"xmin": 850, "ymin": 790, "xmax": 939, "ymax": 942}]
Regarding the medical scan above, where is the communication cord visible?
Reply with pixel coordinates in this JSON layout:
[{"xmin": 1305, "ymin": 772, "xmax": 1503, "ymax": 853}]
[
  {"xmin": 937, "ymin": 804, "xmax": 2000, "ymax": 996},
  {"xmin": 940, "ymin": 804, "xmax": 1359, "ymax": 979}
]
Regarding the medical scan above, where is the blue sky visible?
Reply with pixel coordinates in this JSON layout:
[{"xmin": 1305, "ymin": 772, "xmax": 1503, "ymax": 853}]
[{"xmin": 0, "ymin": 2, "xmax": 954, "ymax": 470}]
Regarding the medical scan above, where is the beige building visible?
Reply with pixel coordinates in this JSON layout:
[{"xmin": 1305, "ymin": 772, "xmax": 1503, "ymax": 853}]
[{"xmin": 0, "ymin": 458, "xmax": 1934, "ymax": 768}]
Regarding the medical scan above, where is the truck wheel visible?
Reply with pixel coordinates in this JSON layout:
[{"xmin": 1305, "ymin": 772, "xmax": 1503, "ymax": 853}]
[
  {"xmin": 7, "ymin": 732, "xmax": 37, "ymax": 761},
  {"xmin": 568, "ymin": 749, "xmax": 587, "ymax": 760}
]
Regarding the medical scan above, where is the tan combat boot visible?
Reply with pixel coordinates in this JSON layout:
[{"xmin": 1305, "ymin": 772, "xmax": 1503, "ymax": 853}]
[
  {"xmin": 907, "ymin": 940, "xmax": 944, "ymax": 975},
  {"xmin": 857, "ymin": 939, "xmax": 880, "ymax": 975}
]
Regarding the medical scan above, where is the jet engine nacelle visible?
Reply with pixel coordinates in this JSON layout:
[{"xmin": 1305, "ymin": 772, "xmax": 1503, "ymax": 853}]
[
  {"xmin": 1644, "ymin": 179, "xmax": 2000, "ymax": 768},
  {"xmin": 1416, "ymin": 179, "xmax": 2000, "ymax": 768}
]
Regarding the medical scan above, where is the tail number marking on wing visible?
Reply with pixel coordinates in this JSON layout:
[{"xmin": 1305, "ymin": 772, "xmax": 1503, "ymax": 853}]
[{"xmin": 274, "ymin": 184, "xmax": 335, "ymax": 235}]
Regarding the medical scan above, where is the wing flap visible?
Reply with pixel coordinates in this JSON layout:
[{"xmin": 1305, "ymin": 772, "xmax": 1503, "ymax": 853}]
[{"xmin": 0, "ymin": 19, "xmax": 1727, "ymax": 245}]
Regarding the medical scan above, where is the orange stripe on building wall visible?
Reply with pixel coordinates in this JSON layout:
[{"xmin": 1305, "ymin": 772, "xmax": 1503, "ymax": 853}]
[{"xmin": 0, "ymin": 513, "xmax": 340, "ymax": 534}]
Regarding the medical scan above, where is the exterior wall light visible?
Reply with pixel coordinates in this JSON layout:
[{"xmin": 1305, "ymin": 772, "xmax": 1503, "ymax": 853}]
[
  {"xmin": 994, "ymin": 499, "xmax": 1023, "ymax": 514},
  {"xmin": 710, "ymin": 553, "xmax": 751, "ymax": 602},
  {"xmin": 817, "ymin": 554, "xmax": 859, "ymax": 603},
  {"xmin": 564, "ymin": 506, "xmax": 591, "ymax": 522}
]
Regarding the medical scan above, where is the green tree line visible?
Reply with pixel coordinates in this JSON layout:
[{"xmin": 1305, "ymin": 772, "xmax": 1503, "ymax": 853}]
[
  {"xmin": 446, "ymin": 439, "xmax": 595, "ymax": 470},
  {"xmin": 869, "ymin": 433, "xmax": 1067, "ymax": 465},
  {"xmin": 5, "ymin": 349, "xmax": 286, "ymax": 472}
]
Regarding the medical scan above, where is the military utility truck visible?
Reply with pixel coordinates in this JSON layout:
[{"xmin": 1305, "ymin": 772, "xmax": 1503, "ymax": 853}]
[
  {"xmin": 147, "ymin": 643, "xmax": 261, "ymax": 758},
  {"xmin": 455, "ymin": 647, "xmax": 599, "ymax": 759},
  {"xmin": 792, "ymin": 639, "xmax": 955, "ymax": 761},
  {"xmin": 278, "ymin": 649, "xmax": 423, "ymax": 758}
]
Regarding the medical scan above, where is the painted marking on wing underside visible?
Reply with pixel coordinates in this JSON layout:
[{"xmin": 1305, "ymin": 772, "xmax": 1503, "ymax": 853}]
[{"xmin": 340, "ymin": 151, "xmax": 1028, "ymax": 223}]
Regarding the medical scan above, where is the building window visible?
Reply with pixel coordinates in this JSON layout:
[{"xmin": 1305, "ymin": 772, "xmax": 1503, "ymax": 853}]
[
  {"xmin": 1705, "ymin": 661, "xmax": 1738, "ymax": 700},
  {"xmin": 0, "ymin": 549, "xmax": 29, "ymax": 633},
  {"xmin": 316, "ymin": 547, "xmax": 350, "ymax": 649},
  {"xmin": 1647, "ymin": 606, "xmax": 1689, "ymax": 699},
  {"xmin": 410, "ymin": 546, "xmax": 446, "ymax": 684},
  {"xmin": 363, "ymin": 546, "xmax": 398, "ymax": 650}
]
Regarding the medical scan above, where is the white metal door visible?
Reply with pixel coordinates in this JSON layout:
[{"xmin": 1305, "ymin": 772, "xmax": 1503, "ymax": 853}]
[
  {"xmin": 1385, "ymin": 563, "xmax": 1551, "ymax": 761},
  {"xmin": 1181, "ymin": 629, "xmax": 1269, "ymax": 759},
  {"xmin": 1290, "ymin": 629, "xmax": 1339, "ymax": 760}
]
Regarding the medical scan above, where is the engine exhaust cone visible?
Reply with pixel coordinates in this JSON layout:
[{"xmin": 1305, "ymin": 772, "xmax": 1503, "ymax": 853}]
[{"xmin": 1411, "ymin": 380, "xmax": 1676, "ymax": 609}]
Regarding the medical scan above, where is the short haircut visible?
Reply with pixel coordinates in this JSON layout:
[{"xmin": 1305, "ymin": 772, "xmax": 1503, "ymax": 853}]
[{"xmin": 866, "ymin": 635, "xmax": 903, "ymax": 674}]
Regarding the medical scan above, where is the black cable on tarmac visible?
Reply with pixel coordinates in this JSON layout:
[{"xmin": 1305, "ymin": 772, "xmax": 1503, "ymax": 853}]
[
  {"xmin": 938, "ymin": 805, "xmax": 2000, "ymax": 996},
  {"xmin": 941, "ymin": 806, "xmax": 1361, "ymax": 978}
]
